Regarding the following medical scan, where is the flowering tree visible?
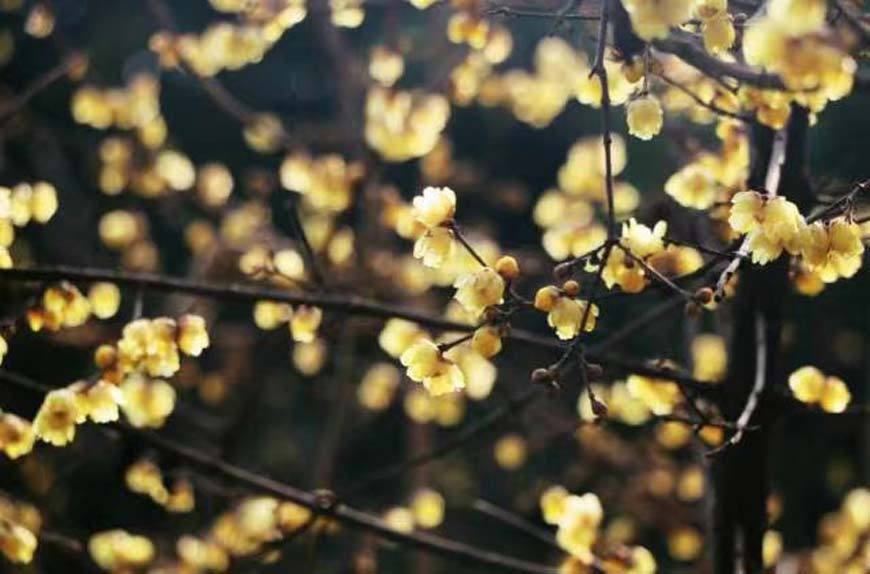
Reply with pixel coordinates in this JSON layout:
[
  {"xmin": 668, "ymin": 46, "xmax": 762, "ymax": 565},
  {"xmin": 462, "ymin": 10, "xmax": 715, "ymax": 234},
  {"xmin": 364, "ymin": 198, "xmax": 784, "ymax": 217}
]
[{"xmin": 0, "ymin": 0, "xmax": 867, "ymax": 573}]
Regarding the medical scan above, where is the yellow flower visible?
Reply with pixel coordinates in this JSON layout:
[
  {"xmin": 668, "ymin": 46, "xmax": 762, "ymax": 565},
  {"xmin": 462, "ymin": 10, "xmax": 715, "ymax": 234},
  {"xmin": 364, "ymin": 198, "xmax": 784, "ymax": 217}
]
[
  {"xmin": 788, "ymin": 366, "xmax": 851, "ymax": 413},
  {"xmin": 125, "ymin": 459, "xmax": 169, "ymax": 505},
  {"xmin": 0, "ymin": 520, "xmax": 37, "ymax": 564},
  {"xmin": 88, "ymin": 282, "xmax": 121, "ymax": 319},
  {"xmin": 177, "ymin": 314, "xmax": 210, "ymax": 356},
  {"xmin": 369, "ymin": 45, "xmax": 404, "ymax": 87},
  {"xmin": 621, "ymin": 0, "xmax": 693, "ymax": 40},
  {"xmin": 33, "ymin": 388, "xmax": 79, "ymax": 446},
  {"xmin": 0, "ymin": 413, "xmax": 35, "ymax": 459},
  {"xmin": 547, "ymin": 296, "xmax": 599, "ymax": 340},
  {"xmin": 413, "ymin": 226, "xmax": 456, "ymax": 268},
  {"xmin": 626, "ymin": 373, "xmax": 681, "ymax": 415},
  {"xmin": 494, "ymin": 433, "xmax": 527, "ymax": 470},
  {"xmin": 120, "ymin": 376, "xmax": 177, "ymax": 428},
  {"xmin": 762, "ymin": 530, "xmax": 783, "ymax": 568},
  {"xmin": 453, "ymin": 267, "xmax": 505, "ymax": 316},
  {"xmin": 729, "ymin": 192, "xmax": 804, "ymax": 263},
  {"xmin": 117, "ymin": 318, "xmax": 181, "ymax": 378},
  {"xmin": 379, "ymin": 318, "xmax": 427, "ymax": 358},
  {"xmin": 767, "ymin": 0, "xmax": 826, "ymax": 35},
  {"xmin": 412, "ymin": 186, "xmax": 456, "ymax": 228},
  {"xmin": 79, "ymin": 380, "xmax": 123, "ymax": 423},
  {"xmin": 691, "ymin": 334, "xmax": 727, "ymax": 382},
  {"xmin": 702, "ymin": 14, "xmax": 735, "ymax": 54},
  {"xmin": 289, "ymin": 305, "xmax": 322, "ymax": 343},
  {"xmin": 384, "ymin": 507, "xmax": 415, "ymax": 533},
  {"xmin": 177, "ymin": 536, "xmax": 229, "ymax": 571},
  {"xmin": 621, "ymin": 218, "xmax": 667, "ymax": 258},
  {"xmin": 626, "ymin": 95, "xmax": 663, "ymax": 140},
  {"xmin": 88, "ymin": 530, "xmax": 155, "ymax": 571},
  {"xmin": 556, "ymin": 493, "xmax": 603, "ymax": 562},
  {"xmin": 471, "ymin": 325, "xmax": 502, "ymax": 358},
  {"xmin": 800, "ymin": 219, "xmax": 864, "ymax": 283},
  {"xmin": 540, "ymin": 485, "xmax": 569, "ymax": 525},
  {"xmin": 400, "ymin": 339, "xmax": 465, "ymax": 396},
  {"xmin": 664, "ymin": 164, "xmax": 718, "ymax": 209},
  {"xmin": 411, "ymin": 488, "xmax": 445, "ymax": 529},
  {"xmin": 628, "ymin": 545, "xmax": 657, "ymax": 573},
  {"xmin": 357, "ymin": 363, "xmax": 401, "ymax": 411}
]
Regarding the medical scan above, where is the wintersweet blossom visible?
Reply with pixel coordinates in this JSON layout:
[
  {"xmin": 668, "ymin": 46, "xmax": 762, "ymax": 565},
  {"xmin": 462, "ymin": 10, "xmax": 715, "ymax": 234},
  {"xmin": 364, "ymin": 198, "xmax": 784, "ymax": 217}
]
[
  {"xmin": 729, "ymin": 191, "xmax": 805, "ymax": 263},
  {"xmin": 555, "ymin": 493, "xmax": 603, "ymax": 562},
  {"xmin": 412, "ymin": 186, "xmax": 456, "ymax": 228},
  {"xmin": 452, "ymin": 267, "xmax": 505, "ymax": 316},
  {"xmin": 788, "ymin": 366, "xmax": 851, "ymax": 413},
  {"xmin": 33, "ymin": 388, "xmax": 79, "ymax": 446},
  {"xmin": 400, "ymin": 339, "xmax": 465, "ymax": 396},
  {"xmin": 413, "ymin": 226, "xmax": 456, "ymax": 268},
  {"xmin": 800, "ymin": 219, "xmax": 864, "ymax": 283},
  {"xmin": 626, "ymin": 95, "xmax": 664, "ymax": 140}
]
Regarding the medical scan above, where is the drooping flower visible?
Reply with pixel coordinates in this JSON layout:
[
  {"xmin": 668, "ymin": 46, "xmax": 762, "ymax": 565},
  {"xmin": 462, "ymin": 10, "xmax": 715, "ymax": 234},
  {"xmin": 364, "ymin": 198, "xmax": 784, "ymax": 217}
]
[
  {"xmin": 33, "ymin": 388, "xmax": 80, "ymax": 446},
  {"xmin": 626, "ymin": 95, "xmax": 664, "ymax": 140},
  {"xmin": 453, "ymin": 267, "xmax": 505, "ymax": 316},
  {"xmin": 555, "ymin": 493, "xmax": 603, "ymax": 562},
  {"xmin": 400, "ymin": 339, "xmax": 465, "ymax": 396},
  {"xmin": 413, "ymin": 226, "xmax": 456, "ymax": 268},
  {"xmin": 800, "ymin": 219, "xmax": 864, "ymax": 283}
]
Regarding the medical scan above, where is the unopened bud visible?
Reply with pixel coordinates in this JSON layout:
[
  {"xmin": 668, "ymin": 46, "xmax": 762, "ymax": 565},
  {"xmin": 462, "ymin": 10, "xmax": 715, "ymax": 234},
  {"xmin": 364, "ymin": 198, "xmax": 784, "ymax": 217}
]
[
  {"xmin": 495, "ymin": 256, "xmax": 520, "ymax": 280},
  {"xmin": 562, "ymin": 280, "xmax": 581, "ymax": 297}
]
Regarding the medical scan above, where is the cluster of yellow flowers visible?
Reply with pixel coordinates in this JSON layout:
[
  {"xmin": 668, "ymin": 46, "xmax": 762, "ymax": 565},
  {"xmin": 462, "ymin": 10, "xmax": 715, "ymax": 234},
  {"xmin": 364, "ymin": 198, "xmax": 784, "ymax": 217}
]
[
  {"xmin": 72, "ymin": 75, "xmax": 166, "ymax": 146},
  {"xmin": 26, "ymin": 281, "xmax": 120, "ymax": 332},
  {"xmin": 729, "ymin": 192, "xmax": 865, "ymax": 278},
  {"xmin": 380, "ymin": 317, "xmax": 497, "ymax": 399},
  {"xmin": 743, "ymin": 0, "xmax": 855, "ymax": 119},
  {"xmin": 622, "ymin": 0, "xmax": 692, "ymax": 40},
  {"xmin": 625, "ymin": 371, "xmax": 682, "ymax": 416},
  {"xmin": 694, "ymin": 0, "xmax": 736, "ymax": 54},
  {"xmin": 280, "ymin": 151, "xmax": 365, "ymax": 213},
  {"xmin": 534, "ymin": 282, "xmax": 600, "ymax": 340},
  {"xmin": 207, "ymin": 0, "xmax": 308, "ymax": 35},
  {"xmin": 579, "ymin": 381, "xmax": 654, "ymax": 425},
  {"xmin": 252, "ymin": 300, "xmax": 324, "ymax": 346},
  {"xmin": 125, "ymin": 458, "xmax": 195, "ymax": 512},
  {"xmin": 383, "ymin": 487, "xmax": 446, "ymax": 533},
  {"xmin": 540, "ymin": 487, "xmax": 656, "ymax": 571},
  {"xmin": 98, "ymin": 209, "xmax": 161, "ymax": 271},
  {"xmin": 600, "ymin": 219, "xmax": 672, "ymax": 294},
  {"xmin": 365, "ymin": 86, "xmax": 451, "ymax": 162},
  {"xmin": 151, "ymin": 22, "xmax": 278, "ymax": 78},
  {"xmin": 479, "ymin": 39, "xmax": 639, "ymax": 128},
  {"xmin": 808, "ymin": 487, "xmax": 869, "ymax": 573},
  {"xmin": 534, "ymin": 136, "xmax": 638, "ymax": 261},
  {"xmin": 788, "ymin": 366, "xmax": 851, "ymax": 413},
  {"xmin": 665, "ymin": 120, "xmax": 749, "ymax": 210},
  {"xmin": 410, "ymin": 186, "xmax": 457, "ymax": 267},
  {"xmin": 96, "ymin": 135, "xmax": 201, "ymax": 198},
  {"xmin": 0, "ymin": 180, "xmax": 58, "ymax": 267},
  {"xmin": 210, "ymin": 497, "xmax": 319, "ymax": 557},
  {"xmin": 25, "ymin": 380, "xmax": 119, "ymax": 447},
  {"xmin": 0, "ymin": 495, "xmax": 40, "ymax": 564},
  {"xmin": 89, "ymin": 529, "xmax": 155, "ymax": 572}
]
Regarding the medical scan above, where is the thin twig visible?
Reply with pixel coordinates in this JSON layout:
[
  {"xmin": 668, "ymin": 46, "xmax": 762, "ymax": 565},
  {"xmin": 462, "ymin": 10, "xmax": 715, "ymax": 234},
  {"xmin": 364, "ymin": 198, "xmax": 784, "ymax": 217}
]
[
  {"xmin": 706, "ymin": 312, "xmax": 766, "ymax": 456},
  {"xmin": 653, "ymin": 72, "xmax": 751, "ymax": 122},
  {"xmin": 471, "ymin": 499, "xmax": 560, "ymax": 550}
]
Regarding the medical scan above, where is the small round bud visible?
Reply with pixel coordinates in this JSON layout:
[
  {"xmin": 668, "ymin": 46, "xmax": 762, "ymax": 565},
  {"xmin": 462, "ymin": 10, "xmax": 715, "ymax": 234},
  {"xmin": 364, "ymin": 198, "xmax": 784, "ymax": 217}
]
[
  {"xmin": 694, "ymin": 287, "xmax": 714, "ymax": 305},
  {"xmin": 589, "ymin": 395, "xmax": 609, "ymax": 418},
  {"xmin": 534, "ymin": 286, "xmax": 560, "ymax": 312},
  {"xmin": 495, "ymin": 256, "xmax": 520, "ymax": 280},
  {"xmin": 472, "ymin": 326, "xmax": 502, "ymax": 358},
  {"xmin": 94, "ymin": 344, "xmax": 117, "ymax": 369},
  {"xmin": 531, "ymin": 368, "xmax": 553, "ymax": 385},
  {"xmin": 586, "ymin": 363, "xmax": 604, "ymax": 380},
  {"xmin": 562, "ymin": 280, "xmax": 581, "ymax": 297}
]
